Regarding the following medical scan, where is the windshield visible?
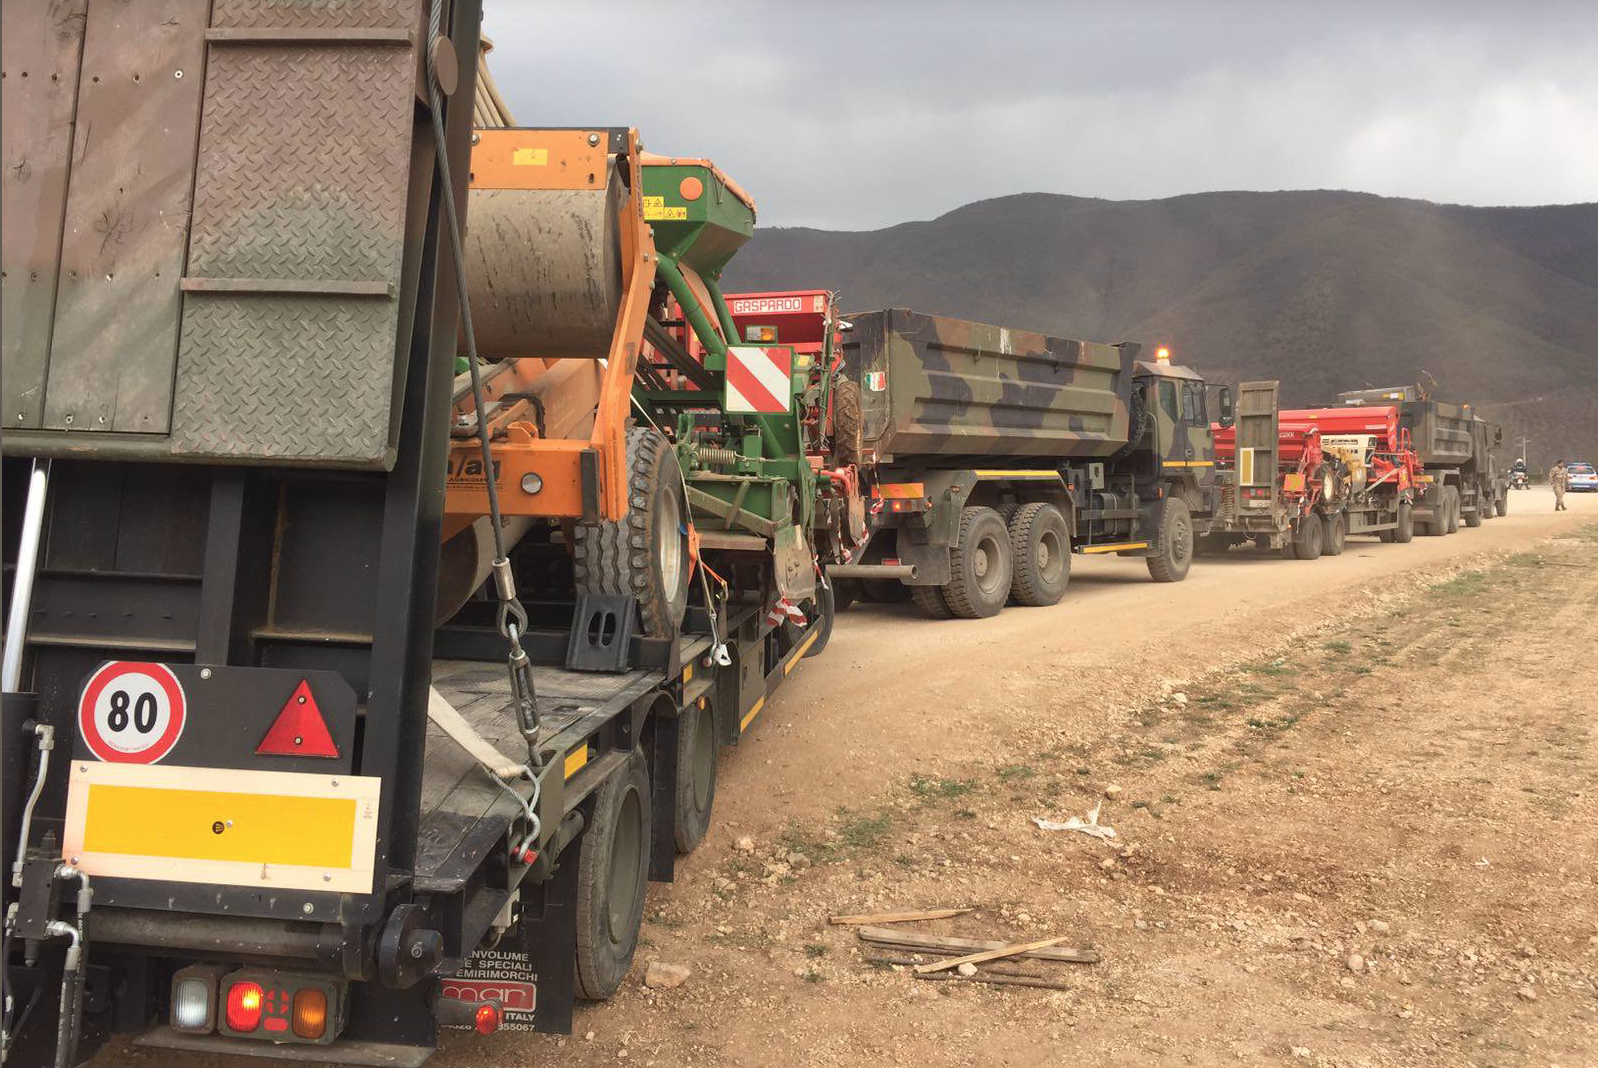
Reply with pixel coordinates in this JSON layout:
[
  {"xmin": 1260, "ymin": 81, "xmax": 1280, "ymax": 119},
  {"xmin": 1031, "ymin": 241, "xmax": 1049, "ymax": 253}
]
[{"xmin": 1568, "ymin": 463, "xmax": 1595, "ymax": 474}]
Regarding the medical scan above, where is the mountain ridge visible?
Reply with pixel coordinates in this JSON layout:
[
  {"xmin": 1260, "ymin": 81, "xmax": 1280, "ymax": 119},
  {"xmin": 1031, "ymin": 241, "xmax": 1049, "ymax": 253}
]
[{"xmin": 726, "ymin": 190, "xmax": 1598, "ymax": 470}]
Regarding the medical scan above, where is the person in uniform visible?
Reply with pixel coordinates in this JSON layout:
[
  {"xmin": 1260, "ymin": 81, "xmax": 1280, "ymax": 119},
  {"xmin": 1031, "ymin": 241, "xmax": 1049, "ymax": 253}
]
[{"xmin": 1549, "ymin": 460, "xmax": 1569, "ymax": 511}]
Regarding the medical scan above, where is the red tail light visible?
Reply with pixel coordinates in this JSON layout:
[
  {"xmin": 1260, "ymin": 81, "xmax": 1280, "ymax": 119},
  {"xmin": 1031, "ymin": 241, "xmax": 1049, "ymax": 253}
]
[
  {"xmin": 226, "ymin": 981, "xmax": 264, "ymax": 1032},
  {"xmin": 474, "ymin": 1001, "xmax": 502, "ymax": 1034}
]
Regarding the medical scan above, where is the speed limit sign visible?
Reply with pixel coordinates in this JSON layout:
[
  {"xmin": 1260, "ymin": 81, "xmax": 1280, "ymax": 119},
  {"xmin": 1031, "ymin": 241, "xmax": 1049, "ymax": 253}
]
[{"xmin": 77, "ymin": 661, "xmax": 187, "ymax": 764}]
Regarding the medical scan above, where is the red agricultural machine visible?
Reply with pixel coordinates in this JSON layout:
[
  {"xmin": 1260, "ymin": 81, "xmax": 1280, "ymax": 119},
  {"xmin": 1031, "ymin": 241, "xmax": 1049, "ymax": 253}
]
[{"xmin": 1204, "ymin": 382, "xmax": 1420, "ymax": 558}]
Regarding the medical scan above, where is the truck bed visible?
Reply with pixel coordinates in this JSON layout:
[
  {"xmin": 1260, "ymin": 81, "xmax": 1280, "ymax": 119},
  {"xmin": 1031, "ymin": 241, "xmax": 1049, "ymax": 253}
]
[{"xmin": 414, "ymin": 659, "xmax": 662, "ymax": 891}]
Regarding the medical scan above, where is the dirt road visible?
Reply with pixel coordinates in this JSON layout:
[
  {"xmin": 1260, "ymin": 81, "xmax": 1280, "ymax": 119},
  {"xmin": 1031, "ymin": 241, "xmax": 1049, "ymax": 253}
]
[{"xmin": 138, "ymin": 488, "xmax": 1595, "ymax": 1068}]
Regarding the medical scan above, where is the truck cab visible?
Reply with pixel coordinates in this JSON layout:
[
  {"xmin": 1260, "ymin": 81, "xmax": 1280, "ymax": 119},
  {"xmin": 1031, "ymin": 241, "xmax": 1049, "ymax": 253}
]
[{"xmin": 1130, "ymin": 354, "xmax": 1221, "ymax": 516}]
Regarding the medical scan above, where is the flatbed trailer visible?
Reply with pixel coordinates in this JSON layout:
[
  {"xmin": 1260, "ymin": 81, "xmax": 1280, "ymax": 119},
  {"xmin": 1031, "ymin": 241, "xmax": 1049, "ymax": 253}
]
[
  {"xmin": 0, "ymin": 6, "xmax": 834, "ymax": 1065},
  {"xmin": 824, "ymin": 310, "xmax": 1228, "ymax": 617}
]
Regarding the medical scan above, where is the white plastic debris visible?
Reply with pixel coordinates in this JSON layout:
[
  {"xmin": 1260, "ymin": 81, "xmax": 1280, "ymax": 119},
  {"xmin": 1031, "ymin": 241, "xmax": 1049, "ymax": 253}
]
[{"xmin": 1033, "ymin": 802, "xmax": 1117, "ymax": 840}]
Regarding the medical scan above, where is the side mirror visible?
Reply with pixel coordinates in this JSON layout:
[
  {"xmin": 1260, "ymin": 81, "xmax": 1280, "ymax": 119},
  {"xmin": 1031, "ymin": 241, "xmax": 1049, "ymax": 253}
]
[{"xmin": 1217, "ymin": 386, "xmax": 1234, "ymax": 428}]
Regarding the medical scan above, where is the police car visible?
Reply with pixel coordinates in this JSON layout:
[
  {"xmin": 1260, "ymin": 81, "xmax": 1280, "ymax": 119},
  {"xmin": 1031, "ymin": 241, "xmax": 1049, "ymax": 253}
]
[{"xmin": 1568, "ymin": 461, "xmax": 1597, "ymax": 492}]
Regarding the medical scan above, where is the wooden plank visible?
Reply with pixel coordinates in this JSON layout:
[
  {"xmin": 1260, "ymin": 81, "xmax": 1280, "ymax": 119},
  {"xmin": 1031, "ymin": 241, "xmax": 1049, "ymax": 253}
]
[
  {"xmin": 866, "ymin": 958, "xmax": 1075, "ymax": 990},
  {"xmin": 856, "ymin": 926, "xmax": 1099, "ymax": 964},
  {"xmin": 0, "ymin": 0, "xmax": 88, "ymax": 429},
  {"xmin": 914, "ymin": 935, "xmax": 1072, "ymax": 975},
  {"xmin": 43, "ymin": 0, "xmax": 210, "ymax": 434},
  {"xmin": 829, "ymin": 908, "xmax": 972, "ymax": 927}
]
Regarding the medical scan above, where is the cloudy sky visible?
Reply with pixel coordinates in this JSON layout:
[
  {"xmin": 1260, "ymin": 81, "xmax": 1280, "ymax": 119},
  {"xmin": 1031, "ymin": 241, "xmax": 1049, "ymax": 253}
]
[{"xmin": 482, "ymin": 1, "xmax": 1598, "ymax": 231}]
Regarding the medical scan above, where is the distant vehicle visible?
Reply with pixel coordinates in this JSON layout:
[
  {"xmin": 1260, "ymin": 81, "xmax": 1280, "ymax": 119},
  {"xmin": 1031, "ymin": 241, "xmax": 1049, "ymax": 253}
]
[{"xmin": 1568, "ymin": 461, "xmax": 1598, "ymax": 492}]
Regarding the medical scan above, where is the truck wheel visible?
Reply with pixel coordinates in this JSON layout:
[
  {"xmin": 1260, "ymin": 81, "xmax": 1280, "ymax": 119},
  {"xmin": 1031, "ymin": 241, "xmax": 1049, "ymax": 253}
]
[
  {"xmin": 1481, "ymin": 493, "xmax": 1497, "ymax": 520},
  {"xmin": 861, "ymin": 579, "xmax": 912, "ymax": 604},
  {"xmin": 1443, "ymin": 486, "xmax": 1460, "ymax": 534},
  {"xmin": 944, "ymin": 507, "xmax": 1012, "ymax": 617},
  {"xmin": 1146, "ymin": 497, "xmax": 1193, "ymax": 582},
  {"xmin": 833, "ymin": 578, "xmax": 858, "ymax": 613},
  {"xmin": 1323, "ymin": 511, "xmax": 1347, "ymax": 556},
  {"xmin": 1294, "ymin": 514, "xmax": 1324, "ymax": 561},
  {"xmin": 1395, "ymin": 500, "xmax": 1415, "ymax": 543},
  {"xmin": 1377, "ymin": 528, "xmax": 1396, "ymax": 544},
  {"xmin": 574, "ymin": 428, "xmax": 690, "ymax": 637},
  {"xmin": 1463, "ymin": 496, "xmax": 1483, "ymax": 527},
  {"xmin": 674, "ymin": 701, "xmax": 716, "ymax": 853},
  {"xmin": 575, "ymin": 750, "xmax": 651, "ymax": 1000},
  {"xmin": 831, "ymin": 377, "xmax": 862, "ymax": 468},
  {"xmin": 1496, "ymin": 492, "xmax": 1508, "ymax": 517},
  {"xmin": 910, "ymin": 583, "xmax": 954, "ymax": 619},
  {"xmin": 1007, "ymin": 503, "xmax": 1071, "ymax": 607},
  {"xmin": 802, "ymin": 580, "xmax": 835, "ymax": 658}
]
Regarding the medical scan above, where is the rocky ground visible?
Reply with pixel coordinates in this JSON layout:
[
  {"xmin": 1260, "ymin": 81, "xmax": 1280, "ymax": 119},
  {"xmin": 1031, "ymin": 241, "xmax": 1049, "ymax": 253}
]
[{"xmin": 138, "ymin": 492, "xmax": 1597, "ymax": 1068}]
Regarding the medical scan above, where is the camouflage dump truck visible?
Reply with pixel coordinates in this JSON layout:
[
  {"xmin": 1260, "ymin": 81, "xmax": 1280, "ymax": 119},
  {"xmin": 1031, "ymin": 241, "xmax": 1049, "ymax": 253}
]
[
  {"xmin": 1337, "ymin": 385, "xmax": 1509, "ymax": 532},
  {"xmin": 1203, "ymin": 382, "xmax": 1419, "ymax": 559},
  {"xmin": 829, "ymin": 309, "xmax": 1226, "ymax": 618}
]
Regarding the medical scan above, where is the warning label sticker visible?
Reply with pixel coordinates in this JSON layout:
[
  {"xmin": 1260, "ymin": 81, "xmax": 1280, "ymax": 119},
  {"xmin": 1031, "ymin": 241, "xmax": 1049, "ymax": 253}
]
[{"xmin": 642, "ymin": 195, "xmax": 688, "ymax": 221}]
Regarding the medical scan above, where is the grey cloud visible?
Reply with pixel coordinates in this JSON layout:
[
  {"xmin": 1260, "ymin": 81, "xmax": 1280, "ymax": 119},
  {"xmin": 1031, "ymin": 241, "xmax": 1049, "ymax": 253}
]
[{"xmin": 484, "ymin": 1, "xmax": 1598, "ymax": 229}]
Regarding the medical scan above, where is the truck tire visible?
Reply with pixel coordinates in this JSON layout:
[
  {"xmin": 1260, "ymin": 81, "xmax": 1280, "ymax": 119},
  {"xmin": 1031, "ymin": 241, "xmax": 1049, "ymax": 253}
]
[
  {"xmin": 575, "ymin": 750, "xmax": 651, "ymax": 1000},
  {"xmin": 1007, "ymin": 502, "xmax": 1071, "ymax": 607},
  {"xmin": 574, "ymin": 428, "xmax": 690, "ymax": 637},
  {"xmin": 1464, "ymin": 495, "xmax": 1483, "ymax": 527},
  {"xmin": 860, "ymin": 579, "xmax": 912, "ymax": 604},
  {"xmin": 802, "ymin": 580, "xmax": 835, "ymax": 658},
  {"xmin": 1420, "ymin": 498, "xmax": 1444, "ymax": 537},
  {"xmin": 1376, "ymin": 528, "xmax": 1395, "ymax": 544},
  {"xmin": 1443, "ymin": 485, "xmax": 1460, "ymax": 534},
  {"xmin": 1111, "ymin": 388, "xmax": 1150, "ymax": 462},
  {"xmin": 674, "ymin": 701, "xmax": 716, "ymax": 853},
  {"xmin": 1294, "ymin": 514, "xmax": 1324, "ymax": 560},
  {"xmin": 1145, "ymin": 497, "xmax": 1194, "ymax": 582},
  {"xmin": 833, "ymin": 578, "xmax": 858, "ymax": 613},
  {"xmin": 1394, "ymin": 499, "xmax": 1415, "ymax": 543},
  {"xmin": 944, "ymin": 507, "xmax": 1012, "ymax": 618},
  {"xmin": 1322, "ymin": 511, "xmax": 1347, "ymax": 556},
  {"xmin": 910, "ymin": 583, "xmax": 953, "ymax": 619},
  {"xmin": 1496, "ymin": 491, "xmax": 1509, "ymax": 517},
  {"xmin": 831, "ymin": 377, "xmax": 862, "ymax": 468}
]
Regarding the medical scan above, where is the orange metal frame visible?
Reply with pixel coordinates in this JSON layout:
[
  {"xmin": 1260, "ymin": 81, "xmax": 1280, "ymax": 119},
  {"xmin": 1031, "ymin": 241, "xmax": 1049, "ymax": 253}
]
[{"xmin": 444, "ymin": 128, "xmax": 656, "ymax": 536}]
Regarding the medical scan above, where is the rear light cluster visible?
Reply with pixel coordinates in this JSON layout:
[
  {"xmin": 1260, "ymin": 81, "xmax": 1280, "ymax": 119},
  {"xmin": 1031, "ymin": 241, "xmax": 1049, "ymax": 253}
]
[{"xmin": 170, "ymin": 966, "xmax": 344, "ymax": 1045}]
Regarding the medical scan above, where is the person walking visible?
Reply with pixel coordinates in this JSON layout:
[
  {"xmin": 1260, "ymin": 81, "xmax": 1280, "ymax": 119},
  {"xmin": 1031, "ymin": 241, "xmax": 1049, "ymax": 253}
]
[{"xmin": 1549, "ymin": 460, "xmax": 1569, "ymax": 511}]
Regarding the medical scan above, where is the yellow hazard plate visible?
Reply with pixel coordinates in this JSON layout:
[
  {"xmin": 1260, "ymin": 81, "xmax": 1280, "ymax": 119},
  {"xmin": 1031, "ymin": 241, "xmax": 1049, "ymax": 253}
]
[{"xmin": 63, "ymin": 763, "xmax": 380, "ymax": 894}]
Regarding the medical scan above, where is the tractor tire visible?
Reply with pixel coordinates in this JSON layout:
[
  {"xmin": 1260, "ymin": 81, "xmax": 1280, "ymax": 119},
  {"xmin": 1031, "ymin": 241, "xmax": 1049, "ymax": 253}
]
[
  {"xmin": 910, "ymin": 583, "xmax": 954, "ymax": 619},
  {"xmin": 1007, "ymin": 502, "xmax": 1071, "ymax": 607},
  {"xmin": 831, "ymin": 377, "xmax": 863, "ymax": 468},
  {"xmin": 1443, "ymin": 485, "xmax": 1460, "ymax": 534},
  {"xmin": 1146, "ymin": 497, "xmax": 1194, "ymax": 582},
  {"xmin": 1394, "ymin": 500, "xmax": 1415, "ymax": 543},
  {"xmin": 575, "ymin": 750, "xmax": 651, "ymax": 1000},
  {"xmin": 1323, "ymin": 511, "xmax": 1347, "ymax": 556},
  {"xmin": 674, "ymin": 700, "xmax": 716, "ymax": 854},
  {"xmin": 944, "ymin": 507, "xmax": 1012, "ymax": 618},
  {"xmin": 1294, "ymin": 514, "xmax": 1324, "ymax": 561},
  {"xmin": 574, "ymin": 428, "xmax": 690, "ymax": 637}
]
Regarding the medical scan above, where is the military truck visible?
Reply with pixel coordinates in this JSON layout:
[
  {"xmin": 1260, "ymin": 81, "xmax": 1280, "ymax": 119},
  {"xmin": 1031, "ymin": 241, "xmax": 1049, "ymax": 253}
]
[
  {"xmin": 1204, "ymin": 382, "xmax": 1418, "ymax": 558},
  {"xmin": 822, "ymin": 309, "xmax": 1226, "ymax": 618},
  {"xmin": 0, "ymin": 6, "xmax": 844, "ymax": 1064},
  {"xmin": 1337, "ymin": 385, "xmax": 1509, "ymax": 532}
]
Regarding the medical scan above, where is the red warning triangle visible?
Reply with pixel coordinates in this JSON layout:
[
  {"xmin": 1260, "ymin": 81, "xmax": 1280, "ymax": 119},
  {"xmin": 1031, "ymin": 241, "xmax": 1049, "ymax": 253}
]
[{"xmin": 256, "ymin": 679, "xmax": 339, "ymax": 758}]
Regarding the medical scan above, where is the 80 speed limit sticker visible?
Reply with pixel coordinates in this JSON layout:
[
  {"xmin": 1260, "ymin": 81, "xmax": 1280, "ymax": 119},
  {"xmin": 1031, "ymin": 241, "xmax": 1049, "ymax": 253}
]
[{"xmin": 78, "ymin": 661, "xmax": 187, "ymax": 764}]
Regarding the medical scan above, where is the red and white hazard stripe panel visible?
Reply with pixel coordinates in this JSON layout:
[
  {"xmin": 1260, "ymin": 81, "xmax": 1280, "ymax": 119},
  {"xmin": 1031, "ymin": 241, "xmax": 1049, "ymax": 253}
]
[
  {"xmin": 765, "ymin": 597, "xmax": 808, "ymax": 628},
  {"xmin": 725, "ymin": 346, "xmax": 793, "ymax": 414}
]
